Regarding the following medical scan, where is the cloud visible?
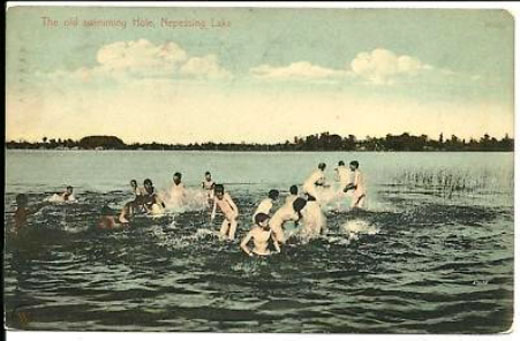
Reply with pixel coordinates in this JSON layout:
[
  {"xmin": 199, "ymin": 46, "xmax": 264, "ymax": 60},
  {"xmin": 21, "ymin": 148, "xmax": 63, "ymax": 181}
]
[
  {"xmin": 350, "ymin": 48, "xmax": 432, "ymax": 85},
  {"xmin": 250, "ymin": 61, "xmax": 345, "ymax": 80},
  {"xmin": 180, "ymin": 54, "xmax": 231, "ymax": 80},
  {"xmin": 249, "ymin": 48, "xmax": 444, "ymax": 85},
  {"xmin": 45, "ymin": 39, "xmax": 231, "ymax": 83}
]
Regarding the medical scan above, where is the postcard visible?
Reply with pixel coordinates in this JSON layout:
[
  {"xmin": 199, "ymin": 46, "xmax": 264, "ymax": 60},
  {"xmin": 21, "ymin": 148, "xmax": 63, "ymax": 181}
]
[{"xmin": 4, "ymin": 5, "xmax": 514, "ymax": 334}]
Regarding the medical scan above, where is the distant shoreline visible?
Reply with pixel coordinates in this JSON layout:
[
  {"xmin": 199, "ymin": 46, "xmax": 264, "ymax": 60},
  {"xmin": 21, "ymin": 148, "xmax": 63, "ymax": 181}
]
[{"xmin": 5, "ymin": 132, "xmax": 514, "ymax": 152}]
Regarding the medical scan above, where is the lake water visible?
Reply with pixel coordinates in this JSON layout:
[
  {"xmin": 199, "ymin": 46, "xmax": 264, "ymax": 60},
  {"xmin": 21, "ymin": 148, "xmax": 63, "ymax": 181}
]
[{"xmin": 4, "ymin": 150, "xmax": 514, "ymax": 333}]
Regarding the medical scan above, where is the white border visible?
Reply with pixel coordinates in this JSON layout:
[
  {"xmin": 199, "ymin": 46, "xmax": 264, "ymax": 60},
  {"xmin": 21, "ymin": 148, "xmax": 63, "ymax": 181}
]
[{"xmin": 5, "ymin": 1, "xmax": 518, "ymax": 341}]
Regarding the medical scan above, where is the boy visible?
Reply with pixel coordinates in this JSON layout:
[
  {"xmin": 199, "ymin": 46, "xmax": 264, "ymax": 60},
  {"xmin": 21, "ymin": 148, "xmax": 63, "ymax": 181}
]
[
  {"xmin": 303, "ymin": 162, "xmax": 328, "ymax": 201},
  {"xmin": 269, "ymin": 197, "xmax": 307, "ymax": 244},
  {"xmin": 252, "ymin": 189, "xmax": 279, "ymax": 223},
  {"xmin": 98, "ymin": 206, "xmax": 123, "ymax": 229},
  {"xmin": 202, "ymin": 171, "xmax": 215, "ymax": 203},
  {"xmin": 344, "ymin": 161, "xmax": 366, "ymax": 208},
  {"xmin": 168, "ymin": 172, "xmax": 186, "ymax": 206},
  {"xmin": 211, "ymin": 184, "xmax": 239, "ymax": 240},
  {"xmin": 285, "ymin": 185, "xmax": 299, "ymax": 207},
  {"xmin": 334, "ymin": 161, "xmax": 350, "ymax": 190},
  {"xmin": 241, "ymin": 213, "xmax": 281, "ymax": 256},
  {"xmin": 13, "ymin": 194, "xmax": 49, "ymax": 234}
]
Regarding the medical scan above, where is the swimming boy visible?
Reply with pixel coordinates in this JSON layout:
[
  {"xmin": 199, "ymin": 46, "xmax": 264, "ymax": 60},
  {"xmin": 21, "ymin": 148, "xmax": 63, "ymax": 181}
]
[
  {"xmin": 130, "ymin": 179, "xmax": 145, "ymax": 197},
  {"xmin": 211, "ymin": 184, "xmax": 239, "ymax": 240},
  {"xmin": 119, "ymin": 179, "xmax": 148, "ymax": 223},
  {"xmin": 202, "ymin": 171, "xmax": 215, "ymax": 191},
  {"xmin": 142, "ymin": 178, "xmax": 166, "ymax": 213},
  {"xmin": 269, "ymin": 197, "xmax": 307, "ymax": 244},
  {"xmin": 12, "ymin": 193, "xmax": 49, "ymax": 234},
  {"xmin": 343, "ymin": 161, "xmax": 366, "ymax": 208},
  {"xmin": 168, "ymin": 172, "xmax": 186, "ymax": 206},
  {"xmin": 252, "ymin": 189, "xmax": 279, "ymax": 223},
  {"xmin": 303, "ymin": 163, "xmax": 328, "ymax": 202},
  {"xmin": 98, "ymin": 206, "xmax": 123, "ymax": 229},
  {"xmin": 285, "ymin": 185, "xmax": 299, "ymax": 207},
  {"xmin": 240, "ymin": 213, "xmax": 281, "ymax": 256},
  {"xmin": 202, "ymin": 171, "xmax": 216, "ymax": 202},
  {"xmin": 335, "ymin": 161, "xmax": 351, "ymax": 190}
]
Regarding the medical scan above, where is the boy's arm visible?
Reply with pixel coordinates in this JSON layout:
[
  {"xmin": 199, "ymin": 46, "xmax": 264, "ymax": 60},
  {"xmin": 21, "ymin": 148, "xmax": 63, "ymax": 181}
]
[
  {"xmin": 210, "ymin": 201, "xmax": 217, "ymax": 221},
  {"xmin": 226, "ymin": 193, "xmax": 239, "ymax": 214},
  {"xmin": 272, "ymin": 234, "xmax": 281, "ymax": 253},
  {"xmin": 240, "ymin": 231, "xmax": 254, "ymax": 256}
]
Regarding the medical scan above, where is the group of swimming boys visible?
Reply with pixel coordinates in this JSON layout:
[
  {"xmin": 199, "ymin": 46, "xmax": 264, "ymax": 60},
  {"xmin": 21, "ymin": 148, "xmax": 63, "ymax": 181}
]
[{"xmin": 12, "ymin": 161, "xmax": 365, "ymax": 257}]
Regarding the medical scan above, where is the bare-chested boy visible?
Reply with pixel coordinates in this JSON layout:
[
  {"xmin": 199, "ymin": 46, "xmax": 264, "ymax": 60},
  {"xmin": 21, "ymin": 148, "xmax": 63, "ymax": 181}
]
[
  {"xmin": 240, "ymin": 213, "xmax": 280, "ymax": 256},
  {"xmin": 211, "ymin": 184, "xmax": 239, "ymax": 240},
  {"xmin": 269, "ymin": 197, "xmax": 307, "ymax": 244}
]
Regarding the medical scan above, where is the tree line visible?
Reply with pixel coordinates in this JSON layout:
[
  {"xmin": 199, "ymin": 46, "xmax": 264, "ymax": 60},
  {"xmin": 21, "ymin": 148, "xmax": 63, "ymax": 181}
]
[{"xmin": 5, "ymin": 132, "xmax": 514, "ymax": 152}]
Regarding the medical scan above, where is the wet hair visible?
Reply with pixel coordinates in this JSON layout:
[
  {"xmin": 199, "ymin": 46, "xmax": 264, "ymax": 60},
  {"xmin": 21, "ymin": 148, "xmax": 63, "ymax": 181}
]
[
  {"xmin": 173, "ymin": 172, "xmax": 182, "ymax": 179},
  {"xmin": 254, "ymin": 212, "xmax": 270, "ymax": 225},
  {"xmin": 289, "ymin": 185, "xmax": 298, "ymax": 195},
  {"xmin": 338, "ymin": 161, "xmax": 345, "ymax": 166},
  {"xmin": 130, "ymin": 179, "xmax": 138, "ymax": 187},
  {"xmin": 350, "ymin": 161, "xmax": 359, "ymax": 169},
  {"xmin": 292, "ymin": 197, "xmax": 307, "ymax": 212},
  {"xmin": 144, "ymin": 179, "xmax": 153, "ymax": 186},
  {"xmin": 67, "ymin": 186, "xmax": 74, "ymax": 192},
  {"xmin": 205, "ymin": 171, "xmax": 211, "ymax": 176},
  {"xmin": 16, "ymin": 193, "xmax": 28, "ymax": 207},
  {"xmin": 268, "ymin": 189, "xmax": 279, "ymax": 200},
  {"xmin": 101, "ymin": 205, "xmax": 113, "ymax": 216},
  {"xmin": 214, "ymin": 184, "xmax": 224, "ymax": 194},
  {"xmin": 318, "ymin": 162, "xmax": 326, "ymax": 171}
]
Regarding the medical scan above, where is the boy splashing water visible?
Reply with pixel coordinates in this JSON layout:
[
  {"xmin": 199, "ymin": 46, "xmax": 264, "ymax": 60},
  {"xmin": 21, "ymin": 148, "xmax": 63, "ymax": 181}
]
[
  {"xmin": 211, "ymin": 184, "xmax": 239, "ymax": 240},
  {"xmin": 252, "ymin": 189, "xmax": 279, "ymax": 223},
  {"xmin": 344, "ymin": 161, "xmax": 366, "ymax": 209},
  {"xmin": 241, "ymin": 213, "xmax": 281, "ymax": 257}
]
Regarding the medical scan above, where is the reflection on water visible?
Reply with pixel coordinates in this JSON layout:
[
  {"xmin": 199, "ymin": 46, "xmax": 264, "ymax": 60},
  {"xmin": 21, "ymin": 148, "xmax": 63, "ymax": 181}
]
[{"xmin": 4, "ymin": 151, "xmax": 514, "ymax": 333}]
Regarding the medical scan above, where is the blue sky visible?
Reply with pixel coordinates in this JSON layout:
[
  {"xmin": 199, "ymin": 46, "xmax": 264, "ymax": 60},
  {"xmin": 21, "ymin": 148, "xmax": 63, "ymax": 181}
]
[{"xmin": 6, "ymin": 7, "xmax": 514, "ymax": 143}]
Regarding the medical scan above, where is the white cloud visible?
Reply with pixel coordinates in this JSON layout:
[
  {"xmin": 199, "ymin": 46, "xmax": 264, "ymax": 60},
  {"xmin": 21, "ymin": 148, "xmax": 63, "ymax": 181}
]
[
  {"xmin": 350, "ymin": 48, "xmax": 431, "ymax": 85},
  {"xmin": 46, "ymin": 39, "xmax": 231, "ymax": 82},
  {"xmin": 180, "ymin": 54, "xmax": 231, "ymax": 80},
  {"xmin": 248, "ymin": 48, "xmax": 455, "ymax": 86},
  {"xmin": 250, "ymin": 61, "xmax": 345, "ymax": 80}
]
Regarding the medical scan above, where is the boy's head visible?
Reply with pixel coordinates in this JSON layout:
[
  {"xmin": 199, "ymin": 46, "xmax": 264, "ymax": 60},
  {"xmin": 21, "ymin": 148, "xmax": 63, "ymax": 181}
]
[
  {"xmin": 130, "ymin": 179, "xmax": 138, "ymax": 189},
  {"xmin": 144, "ymin": 179, "xmax": 153, "ymax": 192},
  {"xmin": 293, "ymin": 197, "xmax": 307, "ymax": 212},
  {"xmin": 16, "ymin": 194, "xmax": 28, "ymax": 207},
  {"xmin": 173, "ymin": 172, "xmax": 182, "ymax": 184},
  {"xmin": 318, "ymin": 162, "xmax": 326, "ymax": 171},
  {"xmin": 349, "ymin": 161, "xmax": 359, "ymax": 171},
  {"xmin": 338, "ymin": 161, "xmax": 345, "ymax": 166},
  {"xmin": 254, "ymin": 212, "xmax": 270, "ymax": 228},
  {"xmin": 214, "ymin": 184, "xmax": 224, "ymax": 199},
  {"xmin": 268, "ymin": 189, "xmax": 279, "ymax": 201},
  {"xmin": 66, "ymin": 186, "xmax": 74, "ymax": 194},
  {"xmin": 205, "ymin": 171, "xmax": 212, "ymax": 181},
  {"xmin": 289, "ymin": 185, "xmax": 298, "ymax": 195},
  {"xmin": 101, "ymin": 205, "xmax": 112, "ymax": 216}
]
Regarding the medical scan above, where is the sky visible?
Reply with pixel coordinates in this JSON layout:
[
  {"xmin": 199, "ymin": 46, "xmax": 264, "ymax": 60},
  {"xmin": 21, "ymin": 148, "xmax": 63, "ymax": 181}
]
[{"xmin": 6, "ymin": 6, "xmax": 514, "ymax": 144}]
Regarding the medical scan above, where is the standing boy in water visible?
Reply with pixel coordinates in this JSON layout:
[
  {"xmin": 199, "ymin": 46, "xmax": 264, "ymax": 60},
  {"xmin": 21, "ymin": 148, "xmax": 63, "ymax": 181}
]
[
  {"xmin": 269, "ymin": 197, "xmax": 307, "ymax": 244},
  {"xmin": 344, "ymin": 161, "xmax": 366, "ymax": 209},
  {"xmin": 211, "ymin": 184, "xmax": 239, "ymax": 240},
  {"xmin": 12, "ymin": 194, "xmax": 49, "ymax": 234},
  {"xmin": 168, "ymin": 172, "xmax": 186, "ymax": 206},
  {"xmin": 252, "ymin": 189, "xmax": 279, "ymax": 223},
  {"xmin": 241, "ymin": 213, "xmax": 281, "ymax": 256},
  {"xmin": 285, "ymin": 185, "xmax": 299, "ymax": 207},
  {"xmin": 202, "ymin": 171, "xmax": 215, "ymax": 203},
  {"xmin": 335, "ymin": 161, "xmax": 350, "ymax": 191},
  {"xmin": 303, "ymin": 163, "xmax": 328, "ymax": 202},
  {"xmin": 141, "ymin": 179, "xmax": 166, "ymax": 215},
  {"xmin": 119, "ymin": 179, "xmax": 147, "ymax": 223}
]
